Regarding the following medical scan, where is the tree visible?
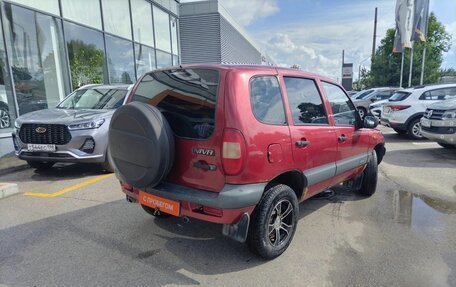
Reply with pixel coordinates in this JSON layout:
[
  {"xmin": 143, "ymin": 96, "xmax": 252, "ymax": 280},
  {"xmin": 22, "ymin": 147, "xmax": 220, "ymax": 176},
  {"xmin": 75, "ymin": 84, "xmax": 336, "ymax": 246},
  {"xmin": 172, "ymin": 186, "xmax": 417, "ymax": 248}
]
[
  {"xmin": 67, "ymin": 40, "xmax": 104, "ymax": 89},
  {"xmin": 362, "ymin": 13, "xmax": 452, "ymax": 87}
]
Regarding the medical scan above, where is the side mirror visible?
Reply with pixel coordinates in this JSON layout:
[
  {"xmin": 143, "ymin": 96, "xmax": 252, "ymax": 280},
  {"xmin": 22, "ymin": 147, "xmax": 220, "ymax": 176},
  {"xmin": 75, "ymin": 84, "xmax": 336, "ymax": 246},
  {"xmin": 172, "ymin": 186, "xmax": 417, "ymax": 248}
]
[
  {"xmin": 363, "ymin": 115, "xmax": 378, "ymax": 128},
  {"xmin": 370, "ymin": 97, "xmax": 376, "ymax": 103}
]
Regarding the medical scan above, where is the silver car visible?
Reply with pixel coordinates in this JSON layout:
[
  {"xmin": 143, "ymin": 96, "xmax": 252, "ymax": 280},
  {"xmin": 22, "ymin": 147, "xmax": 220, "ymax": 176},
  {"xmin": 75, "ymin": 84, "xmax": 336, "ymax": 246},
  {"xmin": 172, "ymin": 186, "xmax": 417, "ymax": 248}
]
[
  {"xmin": 420, "ymin": 98, "xmax": 456, "ymax": 149},
  {"xmin": 12, "ymin": 84, "xmax": 132, "ymax": 171}
]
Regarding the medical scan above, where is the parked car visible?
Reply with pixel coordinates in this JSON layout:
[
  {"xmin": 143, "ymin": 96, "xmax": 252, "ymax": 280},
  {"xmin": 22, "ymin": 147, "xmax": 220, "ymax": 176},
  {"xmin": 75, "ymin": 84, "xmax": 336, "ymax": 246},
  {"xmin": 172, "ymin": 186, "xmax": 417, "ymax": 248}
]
[
  {"xmin": 369, "ymin": 98, "xmax": 389, "ymax": 118},
  {"xmin": 12, "ymin": 84, "xmax": 132, "ymax": 171},
  {"xmin": 381, "ymin": 84, "xmax": 456, "ymax": 140},
  {"xmin": 420, "ymin": 98, "xmax": 456, "ymax": 149},
  {"xmin": 109, "ymin": 65, "xmax": 386, "ymax": 259},
  {"xmin": 352, "ymin": 87, "xmax": 398, "ymax": 118},
  {"xmin": 350, "ymin": 89, "xmax": 374, "ymax": 99}
]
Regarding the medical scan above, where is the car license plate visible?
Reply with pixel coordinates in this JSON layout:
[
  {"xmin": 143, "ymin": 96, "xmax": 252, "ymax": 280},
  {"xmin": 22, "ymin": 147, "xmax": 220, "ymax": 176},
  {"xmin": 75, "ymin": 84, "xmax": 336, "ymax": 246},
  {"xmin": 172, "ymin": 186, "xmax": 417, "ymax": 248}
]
[
  {"xmin": 138, "ymin": 191, "xmax": 180, "ymax": 216},
  {"xmin": 27, "ymin": 144, "xmax": 56, "ymax": 152},
  {"xmin": 421, "ymin": 118, "xmax": 431, "ymax": 128}
]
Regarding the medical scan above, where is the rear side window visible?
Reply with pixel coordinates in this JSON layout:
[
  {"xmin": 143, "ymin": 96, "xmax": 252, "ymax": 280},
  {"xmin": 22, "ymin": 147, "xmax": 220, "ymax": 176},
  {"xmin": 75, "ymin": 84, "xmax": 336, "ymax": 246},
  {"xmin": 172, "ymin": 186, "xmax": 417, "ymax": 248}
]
[
  {"xmin": 376, "ymin": 91, "xmax": 393, "ymax": 100},
  {"xmin": 322, "ymin": 82, "xmax": 357, "ymax": 126},
  {"xmin": 420, "ymin": 88, "xmax": 456, "ymax": 100},
  {"xmin": 250, "ymin": 76, "xmax": 286, "ymax": 125},
  {"xmin": 389, "ymin": 91, "xmax": 411, "ymax": 102},
  {"xmin": 283, "ymin": 77, "xmax": 328, "ymax": 124},
  {"xmin": 132, "ymin": 69, "xmax": 219, "ymax": 139}
]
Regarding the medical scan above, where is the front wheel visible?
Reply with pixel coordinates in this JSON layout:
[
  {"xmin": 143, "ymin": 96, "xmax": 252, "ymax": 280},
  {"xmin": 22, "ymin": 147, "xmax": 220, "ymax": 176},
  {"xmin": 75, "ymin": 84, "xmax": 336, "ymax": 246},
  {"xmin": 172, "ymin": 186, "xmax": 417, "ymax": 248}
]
[
  {"xmin": 247, "ymin": 184, "xmax": 298, "ymax": 259},
  {"xmin": 355, "ymin": 151, "xmax": 378, "ymax": 196},
  {"xmin": 100, "ymin": 148, "xmax": 114, "ymax": 173},
  {"xmin": 438, "ymin": 143, "xmax": 456, "ymax": 149},
  {"xmin": 407, "ymin": 118, "xmax": 424, "ymax": 140},
  {"xmin": 27, "ymin": 160, "xmax": 55, "ymax": 170}
]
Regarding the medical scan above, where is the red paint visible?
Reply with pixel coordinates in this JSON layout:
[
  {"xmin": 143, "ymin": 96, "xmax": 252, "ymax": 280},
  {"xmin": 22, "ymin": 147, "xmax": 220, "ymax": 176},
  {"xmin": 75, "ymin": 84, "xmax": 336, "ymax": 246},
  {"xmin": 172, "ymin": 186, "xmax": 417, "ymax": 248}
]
[{"xmin": 120, "ymin": 64, "xmax": 385, "ymax": 223}]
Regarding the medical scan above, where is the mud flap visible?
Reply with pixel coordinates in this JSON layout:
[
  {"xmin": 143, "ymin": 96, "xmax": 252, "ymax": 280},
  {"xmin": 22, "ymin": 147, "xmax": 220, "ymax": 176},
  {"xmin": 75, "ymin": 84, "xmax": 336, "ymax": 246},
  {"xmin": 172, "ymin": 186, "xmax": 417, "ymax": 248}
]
[{"xmin": 222, "ymin": 212, "xmax": 250, "ymax": 243}]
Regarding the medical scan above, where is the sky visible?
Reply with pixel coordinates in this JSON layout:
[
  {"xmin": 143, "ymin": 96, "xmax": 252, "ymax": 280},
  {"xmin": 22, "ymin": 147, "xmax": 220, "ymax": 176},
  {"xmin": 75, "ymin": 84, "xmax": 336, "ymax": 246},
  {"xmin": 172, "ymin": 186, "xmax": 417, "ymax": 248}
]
[{"xmin": 189, "ymin": 0, "xmax": 456, "ymax": 81}]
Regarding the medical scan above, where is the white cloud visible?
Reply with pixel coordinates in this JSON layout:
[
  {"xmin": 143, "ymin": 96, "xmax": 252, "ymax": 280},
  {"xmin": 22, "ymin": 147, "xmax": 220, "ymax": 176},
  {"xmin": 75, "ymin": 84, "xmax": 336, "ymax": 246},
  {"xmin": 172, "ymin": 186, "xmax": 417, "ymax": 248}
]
[
  {"xmin": 252, "ymin": 2, "xmax": 397, "ymax": 80},
  {"xmin": 219, "ymin": 0, "xmax": 279, "ymax": 26}
]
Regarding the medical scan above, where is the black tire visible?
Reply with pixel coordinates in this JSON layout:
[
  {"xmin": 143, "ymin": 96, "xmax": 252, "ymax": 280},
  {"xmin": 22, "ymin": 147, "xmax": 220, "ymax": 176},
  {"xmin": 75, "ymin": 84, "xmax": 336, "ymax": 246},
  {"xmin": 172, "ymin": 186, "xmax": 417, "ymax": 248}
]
[
  {"xmin": 438, "ymin": 143, "xmax": 456, "ymax": 149},
  {"xmin": 27, "ymin": 160, "xmax": 55, "ymax": 170},
  {"xmin": 141, "ymin": 204, "xmax": 172, "ymax": 218},
  {"xmin": 356, "ymin": 151, "xmax": 378, "ymax": 196},
  {"xmin": 247, "ymin": 184, "xmax": 299, "ymax": 259},
  {"xmin": 357, "ymin": 107, "xmax": 367, "ymax": 119},
  {"xmin": 393, "ymin": 128, "xmax": 406, "ymax": 135},
  {"xmin": 406, "ymin": 118, "xmax": 424, "ymax": 140},
  {"xmin": 108, "ymin": 102, "xmax": 175, "ymax": 188},
  {"xmin": 100, "ymin": 148, "xmax": 114, "ymax": 173}
]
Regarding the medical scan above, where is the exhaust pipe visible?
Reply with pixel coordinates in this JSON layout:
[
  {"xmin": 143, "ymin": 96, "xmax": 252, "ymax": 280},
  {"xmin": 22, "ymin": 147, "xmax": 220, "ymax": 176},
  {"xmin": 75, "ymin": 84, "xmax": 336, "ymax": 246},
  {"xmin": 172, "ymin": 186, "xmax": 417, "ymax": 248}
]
[{"xmin": 126, "ymin": 195, "xmax": 137, "ymax": 203}]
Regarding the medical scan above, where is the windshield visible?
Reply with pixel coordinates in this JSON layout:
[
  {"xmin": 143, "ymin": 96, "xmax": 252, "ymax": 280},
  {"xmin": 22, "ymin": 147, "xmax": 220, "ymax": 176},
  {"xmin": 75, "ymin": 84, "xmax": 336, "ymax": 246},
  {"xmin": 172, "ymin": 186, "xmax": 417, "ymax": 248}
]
[
  {"xmin": 354, "ymin": 89, "xmax": 374, "ymax": 99},
  {"xmin": 389, "ymin": 91, "xmax": 411, "ymax": 102},
  {"xmin": 57, "ymin": 88, "xmax": 127, "ymax": 110}
]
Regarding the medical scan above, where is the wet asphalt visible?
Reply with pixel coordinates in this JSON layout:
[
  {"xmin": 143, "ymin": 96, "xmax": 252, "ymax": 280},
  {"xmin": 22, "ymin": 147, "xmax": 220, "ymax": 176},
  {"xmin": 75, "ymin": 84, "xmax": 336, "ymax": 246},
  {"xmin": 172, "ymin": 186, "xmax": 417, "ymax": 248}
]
[{"xmin": 0, "ymin": 126, "xmax": 455, "ymax": 287}]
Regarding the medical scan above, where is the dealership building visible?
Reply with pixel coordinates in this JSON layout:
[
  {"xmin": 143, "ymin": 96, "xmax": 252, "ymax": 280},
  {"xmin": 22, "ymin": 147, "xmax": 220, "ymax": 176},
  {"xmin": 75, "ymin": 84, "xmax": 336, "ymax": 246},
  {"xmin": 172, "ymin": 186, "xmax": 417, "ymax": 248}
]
[{"xmin": 0, "ymin": 0, "xmax": 268, "ymax": 159}]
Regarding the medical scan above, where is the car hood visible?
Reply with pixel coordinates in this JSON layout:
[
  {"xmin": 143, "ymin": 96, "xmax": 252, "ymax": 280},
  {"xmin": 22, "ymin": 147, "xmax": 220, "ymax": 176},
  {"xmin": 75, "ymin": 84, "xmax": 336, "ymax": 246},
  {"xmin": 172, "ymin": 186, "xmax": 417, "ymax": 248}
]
[
  {"xmin": 428, "ymin": 98, "xmax": 456, "ymax": 110},
  {"xmin": 16, "ymin": 108, "xmax": 115, "ymax": 125}
]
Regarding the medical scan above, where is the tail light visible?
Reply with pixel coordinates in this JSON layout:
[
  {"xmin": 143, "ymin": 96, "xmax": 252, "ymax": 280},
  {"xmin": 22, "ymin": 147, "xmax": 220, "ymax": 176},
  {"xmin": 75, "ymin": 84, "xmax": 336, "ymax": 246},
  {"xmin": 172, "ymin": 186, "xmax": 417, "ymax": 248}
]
[
  {"xmin": 388, "ymin": 105, "xmax": 411, "ymax": 111},
  {"xmin": 222, "ymin": 128, "xmax": 246, "ymax": 175}
]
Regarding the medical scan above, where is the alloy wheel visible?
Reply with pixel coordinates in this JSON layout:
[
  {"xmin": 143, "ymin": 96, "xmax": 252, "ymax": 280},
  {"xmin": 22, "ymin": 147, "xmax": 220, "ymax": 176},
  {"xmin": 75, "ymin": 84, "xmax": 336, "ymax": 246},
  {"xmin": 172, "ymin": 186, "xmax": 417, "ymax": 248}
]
[
  {"xmin": 267, "ymin": 199, "xmax": 294, "ymax": 247},
  {"xmin": 412, "ymin": 122, "xmax": 422, "ymax": 138},
  {"xmin": 0, "ymin": 109, "xmax": 10, "ymax": 129}
]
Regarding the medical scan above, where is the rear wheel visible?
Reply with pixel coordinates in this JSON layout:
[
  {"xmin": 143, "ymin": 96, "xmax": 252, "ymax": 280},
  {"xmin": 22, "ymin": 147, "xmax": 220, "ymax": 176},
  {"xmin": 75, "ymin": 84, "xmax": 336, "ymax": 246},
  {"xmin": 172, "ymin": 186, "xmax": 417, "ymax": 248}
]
[
  {"xmin": 393, "ymin": 128, "xmax": 406, "ymax": 135},
  {"xmin": 0, "ymin": 106, "xmax": 10, "ymax": 129},
  {"xmin": 247, "ymin": 184, "xmax": 298, "ymax": 259},
  {"xmin": 27, "ymin": 161, "xmax": 55, "ymax": 170},
  {"xmin": 438, "ymin": 143, "xmax": 456, "ymax": 149},
  {"xmin": 407, "ymin": 118, "xmax": 424, "ymax": 140},
  {"xmin": 355, "ymin": 151, "xmax": 378, "ymax": 196}
]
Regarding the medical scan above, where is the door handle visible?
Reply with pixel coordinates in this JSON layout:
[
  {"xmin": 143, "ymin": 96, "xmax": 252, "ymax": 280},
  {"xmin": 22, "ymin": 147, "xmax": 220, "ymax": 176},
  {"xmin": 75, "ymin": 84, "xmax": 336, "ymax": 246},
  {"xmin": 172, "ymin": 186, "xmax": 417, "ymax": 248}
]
[
  {"xmin": 295, "ymin": 140, "xmax": 310, "ymax": 148},
  {"xmin": 338, "ymin": 135, "xmax": 347, "ymax": 143}
]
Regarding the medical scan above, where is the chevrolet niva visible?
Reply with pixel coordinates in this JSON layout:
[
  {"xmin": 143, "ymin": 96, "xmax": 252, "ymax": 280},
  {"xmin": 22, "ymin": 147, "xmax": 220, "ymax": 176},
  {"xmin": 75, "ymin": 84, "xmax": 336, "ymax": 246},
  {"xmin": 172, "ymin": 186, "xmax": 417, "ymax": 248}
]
[{"xmin": 108, "ymin": 65, "xmax": 386, "ymax": 259}]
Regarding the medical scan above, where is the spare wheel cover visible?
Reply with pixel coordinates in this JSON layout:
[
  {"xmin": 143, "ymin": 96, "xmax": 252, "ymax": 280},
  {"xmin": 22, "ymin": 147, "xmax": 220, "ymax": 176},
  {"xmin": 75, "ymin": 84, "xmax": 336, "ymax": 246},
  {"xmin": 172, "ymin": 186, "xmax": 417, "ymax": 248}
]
[{"xmin": 108, "ymin": 101, "xmax": 175, "ymax": 188}]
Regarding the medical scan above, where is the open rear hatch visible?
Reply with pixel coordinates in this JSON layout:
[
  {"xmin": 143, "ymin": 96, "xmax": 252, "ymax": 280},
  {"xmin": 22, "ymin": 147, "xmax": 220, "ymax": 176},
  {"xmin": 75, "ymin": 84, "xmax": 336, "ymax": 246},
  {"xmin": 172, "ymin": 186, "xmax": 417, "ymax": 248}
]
[{"xmin": 128, "ymin": 68, "xmax": 226, "ymax": 192}]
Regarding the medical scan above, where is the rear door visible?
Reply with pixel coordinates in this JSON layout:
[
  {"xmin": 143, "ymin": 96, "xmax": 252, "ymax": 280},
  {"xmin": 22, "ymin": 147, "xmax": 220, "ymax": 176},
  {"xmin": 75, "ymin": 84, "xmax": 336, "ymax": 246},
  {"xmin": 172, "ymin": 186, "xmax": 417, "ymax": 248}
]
[
  {"xmin": 130, "ymin": 68, "xmax": 225, "ymax": 192},
  {"xmin": 320, "ymin": 81, "xmax": 370, "ymax": 179},
  {"xmin": 280, "ymin": 76, "xmax": 338, "ymax": 195}
]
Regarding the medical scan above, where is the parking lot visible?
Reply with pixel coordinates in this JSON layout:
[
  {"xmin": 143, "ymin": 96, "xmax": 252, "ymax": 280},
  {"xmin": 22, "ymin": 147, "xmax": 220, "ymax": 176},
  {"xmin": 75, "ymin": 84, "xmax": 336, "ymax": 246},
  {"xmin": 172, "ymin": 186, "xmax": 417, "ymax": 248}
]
[{"xmin": 1, "ymin": 127, "xmax": 455, "ymax": 287}]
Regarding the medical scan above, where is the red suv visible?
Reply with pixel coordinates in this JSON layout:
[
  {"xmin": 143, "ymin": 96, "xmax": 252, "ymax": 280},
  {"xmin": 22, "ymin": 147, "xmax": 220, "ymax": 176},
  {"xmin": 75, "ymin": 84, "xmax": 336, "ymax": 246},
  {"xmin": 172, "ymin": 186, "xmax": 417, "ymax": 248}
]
[{"xmin": 109, "ymin": 65, "xmax": 385, "ymax": 259}]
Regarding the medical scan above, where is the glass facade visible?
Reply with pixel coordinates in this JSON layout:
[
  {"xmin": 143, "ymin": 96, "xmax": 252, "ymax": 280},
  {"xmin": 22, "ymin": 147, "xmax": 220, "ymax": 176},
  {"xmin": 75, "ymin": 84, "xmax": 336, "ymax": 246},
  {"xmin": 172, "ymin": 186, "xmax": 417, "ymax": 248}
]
[{"xmin": 0, "ymin": 0, "xmax": 179, "ymax": 135}]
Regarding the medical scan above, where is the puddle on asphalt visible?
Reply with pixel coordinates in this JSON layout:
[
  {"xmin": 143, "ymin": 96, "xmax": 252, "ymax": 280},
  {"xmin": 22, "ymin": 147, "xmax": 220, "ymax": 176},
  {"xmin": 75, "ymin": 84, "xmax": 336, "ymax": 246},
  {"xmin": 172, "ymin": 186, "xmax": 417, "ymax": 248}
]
[{"xmin": 392, "ymin": 190, "xmax": 456, "ymax": 229}]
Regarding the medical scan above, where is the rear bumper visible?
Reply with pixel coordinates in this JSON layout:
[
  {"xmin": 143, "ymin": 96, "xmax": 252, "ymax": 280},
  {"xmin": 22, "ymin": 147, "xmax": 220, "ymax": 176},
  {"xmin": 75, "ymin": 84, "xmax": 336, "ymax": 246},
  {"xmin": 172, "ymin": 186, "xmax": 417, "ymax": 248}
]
[
  {"xmin": 121, "ymin": 181, "xmax": 266, "ymax": 224},
  {"xmin": 380, "ymin": 118, "xmax": 406, "ymax": 131}
]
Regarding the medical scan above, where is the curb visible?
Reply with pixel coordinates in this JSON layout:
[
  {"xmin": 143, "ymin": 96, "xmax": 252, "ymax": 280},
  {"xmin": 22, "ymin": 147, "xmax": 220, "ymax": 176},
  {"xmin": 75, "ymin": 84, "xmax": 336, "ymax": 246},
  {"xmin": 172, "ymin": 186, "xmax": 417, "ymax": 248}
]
[
  {"xmin": 0, "ymin": 182, "xmax": 20, "ymax": 199},
  {"xmin": 0, "ymin": 164, "xmax": 29, "ymax": 176}
]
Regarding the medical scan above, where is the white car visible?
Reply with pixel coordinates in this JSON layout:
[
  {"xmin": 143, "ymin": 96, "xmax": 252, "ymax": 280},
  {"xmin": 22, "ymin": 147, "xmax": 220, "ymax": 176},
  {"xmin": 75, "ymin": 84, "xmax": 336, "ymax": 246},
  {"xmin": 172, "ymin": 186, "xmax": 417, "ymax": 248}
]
[
  {"xmin": 381, "ymin": 84, "xmax": 456, "ymax": 140},
  {"xmin": 369, "ymin": 98, "xmax": 389, "ymax": 118}
]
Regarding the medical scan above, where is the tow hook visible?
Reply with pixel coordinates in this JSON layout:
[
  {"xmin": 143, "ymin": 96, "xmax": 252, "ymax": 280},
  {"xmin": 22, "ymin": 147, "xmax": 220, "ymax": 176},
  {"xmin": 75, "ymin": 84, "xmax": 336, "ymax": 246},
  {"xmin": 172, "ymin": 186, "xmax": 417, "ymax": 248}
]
[{"xmin": 222, "ymin": 212, "xmax": 250, "ymax": 243}]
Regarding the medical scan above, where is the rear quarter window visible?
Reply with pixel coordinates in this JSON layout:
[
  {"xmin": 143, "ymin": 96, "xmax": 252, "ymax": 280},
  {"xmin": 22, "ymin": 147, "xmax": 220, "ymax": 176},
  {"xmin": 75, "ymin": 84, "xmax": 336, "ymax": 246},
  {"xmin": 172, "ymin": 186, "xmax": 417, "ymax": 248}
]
[
  {"xmin": 389, "ymin": 91, "xmax": 411, "ymax": 102},
  {"xmin": 250, "ymin": 76, "xmax": 286, "ymax": 125},
  {"xmin": 131, "ymin": 69, "xmax": 219, "ymax": 139}
]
